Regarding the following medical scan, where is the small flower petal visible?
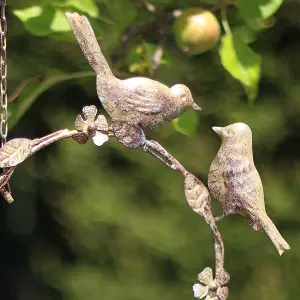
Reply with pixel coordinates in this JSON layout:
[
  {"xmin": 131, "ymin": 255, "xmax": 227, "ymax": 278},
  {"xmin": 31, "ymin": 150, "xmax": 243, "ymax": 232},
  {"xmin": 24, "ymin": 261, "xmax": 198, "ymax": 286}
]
[
  {"xmin": 198, "ymin": 267, "xmax": 214, "ymax": 286},
  {"xmin": 72, "ymin": 132, "xmax": 89, "ymax": 144},
  {"xmin": 94, "ymin": 115, "xmax": 109, "ymax": 131},
  {"xmin": 193, "ymin": 283, "xmax": 209, "ymax": 299},
  {"xmin": 82, "ymin": 105, "xmax": 97, "ymax": 121},
  {"xmin": 92, "ymin": 132, "xmax": 109, "ymax": 146},
  {"xmin": 74, "ymin": 114, "xmax": 86, "ymax": 131}
]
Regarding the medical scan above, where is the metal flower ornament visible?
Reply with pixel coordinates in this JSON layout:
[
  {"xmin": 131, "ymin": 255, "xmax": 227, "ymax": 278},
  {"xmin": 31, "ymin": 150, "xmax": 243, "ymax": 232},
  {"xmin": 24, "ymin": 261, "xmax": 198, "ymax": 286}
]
[{"xmin": 0, "ymin": 4, "xmax": 290, "ymax": 300}]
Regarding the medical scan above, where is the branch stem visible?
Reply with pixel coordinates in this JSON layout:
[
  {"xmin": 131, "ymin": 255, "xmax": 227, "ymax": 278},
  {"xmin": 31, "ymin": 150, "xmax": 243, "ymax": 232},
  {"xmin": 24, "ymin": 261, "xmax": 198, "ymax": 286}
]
[{"xmin": 221, "ymin": 5, "xmax": 231, "ymax": 36}]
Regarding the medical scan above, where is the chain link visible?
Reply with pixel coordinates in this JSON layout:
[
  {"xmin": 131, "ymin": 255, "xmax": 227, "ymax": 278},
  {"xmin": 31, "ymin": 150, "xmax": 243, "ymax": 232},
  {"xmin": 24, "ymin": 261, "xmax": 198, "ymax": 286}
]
[{"xmin": 0, "ymin": 0, "xmax": 7, "ymax": 147}]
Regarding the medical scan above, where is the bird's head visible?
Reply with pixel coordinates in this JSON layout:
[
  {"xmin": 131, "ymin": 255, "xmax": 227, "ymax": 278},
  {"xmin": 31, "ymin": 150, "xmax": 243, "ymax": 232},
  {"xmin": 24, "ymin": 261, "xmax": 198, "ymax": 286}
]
[
  {"xmin": 170, "ymin": 84, "xmax": 201, "ymax": 111},
  {"xmin": 212, "ymin": 122, "xmax": 252, "ymax": 144}
]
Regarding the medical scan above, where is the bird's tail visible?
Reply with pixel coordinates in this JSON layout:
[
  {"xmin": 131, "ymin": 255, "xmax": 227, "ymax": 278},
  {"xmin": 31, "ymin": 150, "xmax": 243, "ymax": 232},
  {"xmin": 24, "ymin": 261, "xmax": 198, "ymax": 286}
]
[
  {"xmin": 260, "ymin": 214, "xmax": 291, "ymax": 256},
  {"xmin": 66, "ymin": 12, "xmax": 114, "ymax": 78}
]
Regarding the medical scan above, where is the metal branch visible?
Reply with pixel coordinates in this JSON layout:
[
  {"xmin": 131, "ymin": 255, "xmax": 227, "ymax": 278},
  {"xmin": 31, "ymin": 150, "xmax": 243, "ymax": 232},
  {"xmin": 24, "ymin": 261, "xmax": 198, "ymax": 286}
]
[
  {"xmin": 31, "ymin": 129, "xmax": 78, "ymax": 154},
  {"xmin": 145, "ymin": 139, "xmax": 188, "ymax": 176},
  {"xmin": 142, "ymin": 139, "xmax": 230, "ymax": 299},
  {"xmin": 0, "ymin": 129, "xmax": 80, "ymax": 203},
  {"xmin": 203, "ymin": 209, "xmax": 229, "ymax": 287},
  {"xmin": 143, "ymin": 139, "xmax": 229, "ymax": 297}
]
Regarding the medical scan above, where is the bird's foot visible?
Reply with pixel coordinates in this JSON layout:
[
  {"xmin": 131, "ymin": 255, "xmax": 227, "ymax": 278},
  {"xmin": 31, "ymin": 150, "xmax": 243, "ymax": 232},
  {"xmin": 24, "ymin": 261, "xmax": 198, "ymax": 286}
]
[
  {"xmin": 111, "ymin": 120, "xmax": 186, "ymax": 174},
  {"xmin": 214, "ymin": 212, "xmax": 229, "ymax": 222},
  {"xmin": 111, "ymin": 119, "xmax": 146, "ymax": 149}
]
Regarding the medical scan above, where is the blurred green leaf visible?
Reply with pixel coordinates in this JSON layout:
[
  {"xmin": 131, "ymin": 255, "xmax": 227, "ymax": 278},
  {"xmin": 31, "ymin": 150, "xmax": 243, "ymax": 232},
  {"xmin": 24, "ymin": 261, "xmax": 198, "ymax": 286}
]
[
  {"xmin": 236, "ymin": 0, "xmax": 283, "ymax": 20},
  {"xmin": 13, "ymin": 6, "xmax": 54, "ymax": 36},
  {"xmin": 13, "ymin": 5, "xmax": 72, "ymax": 35},
  {"xmin": 172, "ymin": 110, "xmax": 198, "ymax": 136},
  {"xmin": 9, "ymin": 70, "xmax": 94, "ymax": 128},
  {"xmin": 13, "ymin": 6, "xmax": 43, "ymax": 21},
  {"xmin": 247, "ymin": 16, "xmax": 276, "ymax": 31},
  {"xmin": 231, "ymin": 25, "xmax": 258, "ymax": 44},
  {"xmin": 103, "ymin": 0, "xmax": 137, "ymax": 29},
  {"xmin": 146, "ymin": 0, "xmax": 173, "ymax": 3},
  {"xmin": 65, "ymin": 0, "xmax": 99, "ymax": 18},
  {"xmin": 219, "ymin": 35, "xmax": 261, "ymax": 101},
  {"xmin": 50, "ymin": 8, "xmax": 72, "ymax": 32},
  {"xmin": 198, "ymin": 0, "xmax": 218, "ymax": 3}
]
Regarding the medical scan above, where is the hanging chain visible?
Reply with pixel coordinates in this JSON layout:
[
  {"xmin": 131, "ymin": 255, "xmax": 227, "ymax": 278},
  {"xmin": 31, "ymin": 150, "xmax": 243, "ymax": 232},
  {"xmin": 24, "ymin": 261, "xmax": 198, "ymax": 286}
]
[
  {"xmin": 0, "ymin": 0, "xmax": 7, "ymax": 148},
  {"xmin": 0, "ymin": 0, "xmax": 13, "ymax": 203}
]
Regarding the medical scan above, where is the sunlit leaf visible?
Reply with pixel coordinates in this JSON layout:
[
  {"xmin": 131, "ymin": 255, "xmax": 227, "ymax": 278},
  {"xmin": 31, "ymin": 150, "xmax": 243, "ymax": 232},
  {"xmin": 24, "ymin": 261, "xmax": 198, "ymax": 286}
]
[
  {"xmin": 236, "ymin": 0, "xmax": 283, "ymax": 20},
  {"xmin": 50, "ymin": 9, "xmax": 72, "ymax": 32},
  {"xmin": 219, "ymin": 35, "xmax": 261, "ymax": 101},
  {"xmin": 66, "ymin": 0, "xmax": 99, "ymax": 18},
  {"xmin": 13, "ymin": 5, "xmax": 72, "ymax": 35},
  {"xmin": 172, "ymin": 110, "xmax": 198, "ymax": 136},
  {"xmin": 13, "ymin": 6, "xmax": 54, "ymax": 36}
]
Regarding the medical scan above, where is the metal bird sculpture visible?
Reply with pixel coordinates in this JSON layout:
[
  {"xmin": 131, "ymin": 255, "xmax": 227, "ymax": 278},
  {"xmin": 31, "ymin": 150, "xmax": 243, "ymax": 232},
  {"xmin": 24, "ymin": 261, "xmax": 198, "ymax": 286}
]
[
  {"xmin": 66, "ymin": 12, "xmax": 201, "ymax": 132},
  {"xmin": 208, "ymin": 122, "xmax": 291, "ymax": 255}
]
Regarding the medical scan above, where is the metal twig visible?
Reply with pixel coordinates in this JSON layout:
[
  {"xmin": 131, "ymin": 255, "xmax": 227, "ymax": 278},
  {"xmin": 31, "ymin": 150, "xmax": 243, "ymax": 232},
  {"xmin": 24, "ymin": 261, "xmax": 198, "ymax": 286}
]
[
  {"xmin": 145, "ymin": 140, "xmax": 188, "ymax": 176},
  {"xmin": 145, "ymin": 140, "xmax": 230, "ymax": 287},
  {"xmin": 31, "ymin": 129, "xmax": 78, "ymax": 154}
]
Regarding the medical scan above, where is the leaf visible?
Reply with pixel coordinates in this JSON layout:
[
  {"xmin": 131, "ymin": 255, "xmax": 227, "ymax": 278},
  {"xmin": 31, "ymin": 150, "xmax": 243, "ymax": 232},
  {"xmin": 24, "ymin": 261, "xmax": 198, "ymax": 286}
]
[
  {"xmin": 0, "ymin": 138, "xmax": 33, "ymax": 167},
  {"xmin": 13, "ymin": 6, "xmax": 54, "ymax": 36},
  {"xmin": 9, "ymin": 70, "xmax": 95, "ymax": 129},
  {"xmin": 184, "ymin": 173, "xmax": 211, "ymax": 217},
  {"xmin": 172, "ymin": 110, "xmax": 198, "ymax": 136},
  {"xmin": 13, "ymin": 5, "xmax": 72, "ymax": 35},
  {"xmin": 50, "ymin": 9, "xmax": 72, "ymax": 32},
  {"xmin": 231, "ymin": 25, "xmax": 258, "ymax": 44},
  {"xmin": 65, "ymin": 0, "xmax": 99, "ymax": 18},
  {"xmin": 236, "ymin": 0, "xmax": 283, "ymax": 20},
  {"xmin": 102, "ymin": 0, "xmax": 137, "ymax": 30},
  {"xmin": 219, "ymin": 35, "xmax": 261, "ymax": 101}
]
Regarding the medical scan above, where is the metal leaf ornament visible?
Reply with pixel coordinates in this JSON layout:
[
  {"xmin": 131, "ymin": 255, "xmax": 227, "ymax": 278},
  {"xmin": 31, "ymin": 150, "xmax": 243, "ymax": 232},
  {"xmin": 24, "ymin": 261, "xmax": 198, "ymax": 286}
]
[
  {"xmin": 0, "ymin": 138, "xmax": 33, "ymax": 167},
  {"xmin": 184, "ymin": 173, "xmax": 211, "ymax": 217}
]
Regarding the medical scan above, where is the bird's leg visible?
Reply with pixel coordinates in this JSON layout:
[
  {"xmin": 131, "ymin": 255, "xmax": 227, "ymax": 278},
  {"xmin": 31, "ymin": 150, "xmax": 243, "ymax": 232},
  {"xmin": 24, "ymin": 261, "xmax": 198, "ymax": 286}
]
[
  {"xmin": 111, "ymin": 120, "xmax": 188, "ymax": 175},
  {"xmin": 214, "ymin": 212, "xmax": 230, "ymax": 222},
  {"xmin": 111, "ymin": 120, "xmax": 174, "ymax": 167},
  {"xmin": 111, "ymin": 119, "xmax": 146, "ymax": 149}
]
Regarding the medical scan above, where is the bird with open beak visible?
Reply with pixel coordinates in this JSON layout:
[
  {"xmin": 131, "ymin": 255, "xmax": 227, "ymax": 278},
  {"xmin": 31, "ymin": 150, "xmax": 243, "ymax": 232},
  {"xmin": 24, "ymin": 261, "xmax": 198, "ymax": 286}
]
[{"xmin": 208, "ymin": 122, "xmax": 291, "ymax": 256}]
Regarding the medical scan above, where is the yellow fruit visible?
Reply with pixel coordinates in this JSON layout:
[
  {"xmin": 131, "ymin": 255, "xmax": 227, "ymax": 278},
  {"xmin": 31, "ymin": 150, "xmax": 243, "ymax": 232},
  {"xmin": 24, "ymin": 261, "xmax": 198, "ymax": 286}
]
[{"xmin": 173, "ymin": 8, "xmax": 221, "ymax": 55}]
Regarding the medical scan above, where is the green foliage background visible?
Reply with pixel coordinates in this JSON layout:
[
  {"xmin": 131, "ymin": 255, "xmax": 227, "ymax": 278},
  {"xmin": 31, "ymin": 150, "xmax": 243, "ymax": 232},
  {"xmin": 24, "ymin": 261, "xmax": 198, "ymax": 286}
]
[{"xmin": 1, "ymin": 0, "xmax": 299, "ymax": 299}]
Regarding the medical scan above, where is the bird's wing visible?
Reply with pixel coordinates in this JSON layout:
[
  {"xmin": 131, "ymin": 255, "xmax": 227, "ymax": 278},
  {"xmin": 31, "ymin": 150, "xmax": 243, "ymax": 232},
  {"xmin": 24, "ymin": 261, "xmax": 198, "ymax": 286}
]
[
  {"xmin": 223, "ymin": 164, "xmax": 262, "ymax": 214},
  {"xmin": 121, "ymin": 86, "xmax": 165, "ymax": 114}
]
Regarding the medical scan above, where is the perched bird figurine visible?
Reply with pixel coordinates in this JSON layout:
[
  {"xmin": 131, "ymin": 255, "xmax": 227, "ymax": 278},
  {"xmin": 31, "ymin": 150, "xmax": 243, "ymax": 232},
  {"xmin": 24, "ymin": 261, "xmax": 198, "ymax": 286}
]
[
  {"xmin": 208, "ymin": 122, "xmax": 291, "ymax": 255},
  {"xmin": 65, "ymin": 12, "xmax": 201, "ymax": 130}
]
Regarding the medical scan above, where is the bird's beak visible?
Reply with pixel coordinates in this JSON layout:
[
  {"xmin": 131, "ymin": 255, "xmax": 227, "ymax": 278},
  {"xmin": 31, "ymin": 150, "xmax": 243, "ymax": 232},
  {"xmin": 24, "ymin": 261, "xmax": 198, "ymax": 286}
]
[
  {"xmin": 212, "ymin": 126, "xmax": 223, "ymax": 135},
  {"xmin": 192, "ymin": 103, "xmax": 202, "ymax": 111}
]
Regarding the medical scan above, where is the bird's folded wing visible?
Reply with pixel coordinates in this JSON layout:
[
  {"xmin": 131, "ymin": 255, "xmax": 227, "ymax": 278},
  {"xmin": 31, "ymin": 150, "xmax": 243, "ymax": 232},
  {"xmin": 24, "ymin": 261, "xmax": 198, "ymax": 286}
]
[
  {"xmin": 124, "ymin": 96, "xmax": 164, "ymax": 114},
  {"xmin": 223, "ymin": 169, "xmax": 259, "ymax": 212}
]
